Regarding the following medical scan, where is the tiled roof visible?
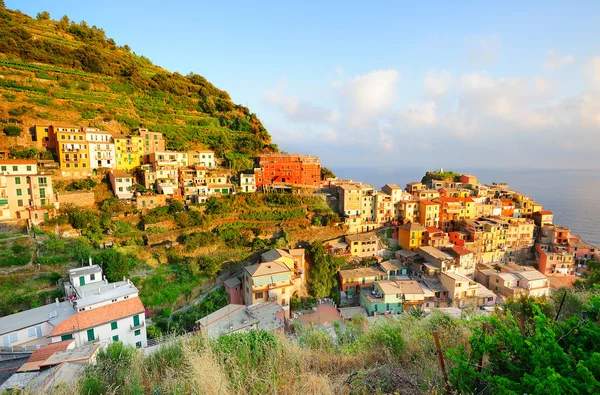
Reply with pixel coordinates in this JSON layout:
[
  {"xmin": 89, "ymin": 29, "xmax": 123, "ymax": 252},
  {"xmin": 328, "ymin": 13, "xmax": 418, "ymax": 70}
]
[
  {"xmin": 419, "ymin": 200, "xmax": 439, "ymax": 206},
  {"xmin": 426, "ymin": 226, "xmax": 444, "ymax": 234},
  {"xmin": 50, "ymin": 298, "xmax": 144, "ymax": 336},
  {"xmin": 539, "ymin": 210, "xmax": 553, "ymax": 215},
  {"xmin": 244, "ymin": 261, "xmax": 290, "ymax": 277},
  {"xmin": 434, "ymin": 196, "xmax": 460, "ymax": 203},
  {"xmin": 0, "ymin": 159, "xmax": 37, "ymax": 164},
  {"xmin": 28, "ymin": 340, "xmax": 74, "ymax": 363},
  {"xmin": 448, "ymin": 245, "xmax": 473, "ymax": 256},
  {"xmin": 399, "ymin": 222, "xmax": 427, "ymax": 232}
]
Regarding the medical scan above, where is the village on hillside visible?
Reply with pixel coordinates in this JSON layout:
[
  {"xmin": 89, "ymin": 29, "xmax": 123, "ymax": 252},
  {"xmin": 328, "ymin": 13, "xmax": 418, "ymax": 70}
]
[{"xmin": 0, "ymin": 124, "xmax": 598, "ymax": 391}]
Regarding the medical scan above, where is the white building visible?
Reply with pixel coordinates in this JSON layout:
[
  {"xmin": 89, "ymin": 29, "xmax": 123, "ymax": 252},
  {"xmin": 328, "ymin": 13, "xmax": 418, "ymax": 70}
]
[
  {"xmin": 0, "ymin": 160, "xmax": 56, "ymax": 220},
  {"xmin": 85, "ymin": 128, "xmax": 116, "ymax": 170},
  {"xmin": 108, "ymin": 169, "xmax": 133, "ymax": 200},
  {"xmin": 189, "ymin": 150, "xmax": 216, "ymax": 168},
  {"xmin": 240, "ymin": 173, "xmax": 256, "ymax": 193}
]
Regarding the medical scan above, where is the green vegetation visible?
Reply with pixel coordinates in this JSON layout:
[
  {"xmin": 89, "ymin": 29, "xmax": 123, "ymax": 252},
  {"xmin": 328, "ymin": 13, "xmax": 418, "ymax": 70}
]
[
  {"xmin": 0, "ymin": 8, "xmax": 273, "ymax": 159},
  {"xmin": 321, "ymin": 166, "xmax": 336, "ymax": 180},
  {"xmin": 3, "ymin": 124, "xmax": 21, "ymax": 136},
  {"xmin": 0, "ymin": 237, "xmax": 32, "ymax": 266},
  {"xmin": 306, "ymin": 241, "xmax": 345, "ymax": 299},
  {"xmin": 421, "ymin": 169, "xmax": 462, "ymax": 184}
]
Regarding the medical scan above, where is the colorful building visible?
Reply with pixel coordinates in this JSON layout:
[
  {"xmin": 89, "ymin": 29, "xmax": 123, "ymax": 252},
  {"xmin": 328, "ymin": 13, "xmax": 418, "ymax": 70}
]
[
  {"xmin": 108, "ymin": 170, "xmax": 134, "ymax": 200},
  {"xmin": 240, "ymin": 173, "xmax": 256, "ymax": 193},
  {"xmin": 137, "ymin": 129, "xmax": 165, "ymax": 163},
  {"xmin": 418, "ymin": 200, "xmax": 440, "ymax": 227},
  {"xmin": 114, "ymin": 135, "xmax": 144, "ymax": 171},
  {"xmin": 0, "ymin": 160, "xmax": 55, "ymax": 220},
  {"xmin": 359, "ymin": 280, "xmax": 424, "ymax": 315},
  {"xmin": 54, "ymin": 126, "xmax": 91, "ymax": 176},
  {"xmin": 85, "ymin": 127, "xmax": 115, "ymax": 170},
  {"xmin": 188, "ymin": 150, "xmax": 216, "ymax": 168},
  {"xmin": 398, "ymin": 222, "xmax": 427, "ymax": 251},
  {"xmin": 339, "ymin": 266, "xmax": 385, "ymax": 295},
  {"xmin": 254, "ymin": 153, "xmax": 321, "ymax": 189}
]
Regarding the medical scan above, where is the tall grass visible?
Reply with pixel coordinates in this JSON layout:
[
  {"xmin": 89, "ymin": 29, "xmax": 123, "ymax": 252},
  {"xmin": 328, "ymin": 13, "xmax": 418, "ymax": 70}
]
[{"xmin": 67, "ymin": 312, "xmax": 471, "ymax": 395}]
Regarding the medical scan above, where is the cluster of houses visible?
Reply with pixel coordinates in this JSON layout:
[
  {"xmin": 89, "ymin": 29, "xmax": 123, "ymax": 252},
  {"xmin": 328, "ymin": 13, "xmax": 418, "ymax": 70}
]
[
  {"xmin": 324, "ymin": 171, "xmax": 597, "ymax": 316},
  {"xmin": 0, "ymin": 263, "xmax": 147, "ymax": 391},
  {"xmin": 1, "ymin": 125, "xmax": 322, "ymax": 223}
]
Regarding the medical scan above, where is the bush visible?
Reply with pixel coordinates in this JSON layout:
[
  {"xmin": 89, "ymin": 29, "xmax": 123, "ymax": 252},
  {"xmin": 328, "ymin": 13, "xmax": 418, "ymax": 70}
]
[
  {"xmin": 4, "ymin": 125, "xmax": 22, "ymax": 136},
  {"xmin": 358, "ymin": 319, "xmax": 406, "ymax": 359}
]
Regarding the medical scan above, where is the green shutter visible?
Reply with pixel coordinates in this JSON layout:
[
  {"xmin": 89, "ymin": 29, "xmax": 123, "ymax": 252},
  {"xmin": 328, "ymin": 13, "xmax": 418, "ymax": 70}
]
[
  {"xmin": 79, "ymin": 276, "xmax": 85, "ymax": 286},
  {"xmin": 133, "ymin": 315, "xmax": 140, "ymax": 327},
  {"xmin": 61, "ymin": 334, "xmax": 73, "ymax": 341},
  {"xmin": 112, "ymin": 335, "xmax": 119, "ymax": 342},
  {"xmin": 111, "ymin": 321, "xmax": 118, "ymax": 330},
  {"xmin": 87, "ymin": 328, "xmax": 95, "ymax": 341}
]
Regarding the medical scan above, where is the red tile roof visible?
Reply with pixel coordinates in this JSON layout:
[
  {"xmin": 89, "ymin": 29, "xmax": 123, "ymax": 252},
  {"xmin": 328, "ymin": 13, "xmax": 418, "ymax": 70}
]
[
  {"xmin": 50, "ymin": 298, "xmax": 144, "ymax": 336},
  {"xmin": 28, "ymin": 340, "xmax": 74, "ymax": 362},
  {"xmin": 0, "ymin": 159, "xmax": 37, "ymax": 164},
  {"xmin": 450, "ymin": 245, "xmax": 473, "ymax": 256},
  {"xmin": 539, "ymin": 210, "xmax": 553, "ymax": 215},
  {"xmin": 434, "ymin": 197, "xmax": 459, "ymax": 203},
  {"xmin": 426, "ymin": 226, "xmax": 444, "ymax": 234},
  {"xmin": 457, "ymin": 197, "xmax": 475, "ymax": 203},
  {"xmin": 419, "ymin": 200, "xmax": 439, "ymax": 206}
]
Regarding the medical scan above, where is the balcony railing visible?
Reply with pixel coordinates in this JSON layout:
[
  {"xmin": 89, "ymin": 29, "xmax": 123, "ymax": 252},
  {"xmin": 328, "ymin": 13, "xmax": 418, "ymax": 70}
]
[{"xmin": 131, "ymin": 321, "xmax": 145, "ymax": 331}]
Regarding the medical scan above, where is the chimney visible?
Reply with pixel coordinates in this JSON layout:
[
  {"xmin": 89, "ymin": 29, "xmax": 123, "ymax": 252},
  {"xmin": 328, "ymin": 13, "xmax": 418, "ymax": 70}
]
[
  {"xmin": 55, "ymin": 298, "xmax": 60, "ymax": 307},
  {"xmin": 123, "ymin": 276, "xmax": 126, "ymax": 281},
  {"xmin": 89, "ymin": 257, "xmax": 92, "ymax": 266}
]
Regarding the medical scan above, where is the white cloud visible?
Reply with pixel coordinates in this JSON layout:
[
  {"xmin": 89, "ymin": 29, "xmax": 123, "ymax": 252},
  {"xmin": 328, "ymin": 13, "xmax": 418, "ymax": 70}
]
[
  {"xmin": 336, "ymin": 69, "xmax": 400, "ymax": 127},
  {"xmin": 587, "ymin": 56, "xmax": 600, "ymax": 85},
  {"xmin": 533, "ymin": 76, "xmax": 550, "ymax": 94},
  {"xmin": 398, "ymin": 101, "xmax": 438, "ymax": 127},
  {"xmin": 423, "ymin": 70, "xmax": 452, "ymax": 97},
  {"xmin": 467, "ymin": 35, "xmax": 502, "ymax": 65},
  {"xmin": 264, "ymin": 79, "xmax": 337, "ymax": 124},
  {"xmin": 543, "ymin": 50, "xmax": 574, "ymax": 70}
]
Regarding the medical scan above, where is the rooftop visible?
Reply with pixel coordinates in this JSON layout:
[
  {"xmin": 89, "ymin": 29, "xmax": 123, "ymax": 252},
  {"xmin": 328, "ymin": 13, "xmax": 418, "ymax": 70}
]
[
  {"xmin": 74, "ymin": 280, "xmax": 139, "ymax": 309},
  {"xmin": 0, "ymin": 301, "xmax": 76, "ymax": 336},
  {"xmin": 68, "ymin": 264, "xmax": 102, "ymax": 278},
  {"xmin": 517, "ymin": 270, "xmax": 547, "ymax": 282},
  {"xmin": 244, "ymin": 261, "xmax": 290, "ymax": 277},
  {"xmin": 420, "ymin": 200, "xmax": 440, "ymax": 206},
  {"xmin": 419, "ymin": 246, "xmax": 454, "ymax": 261},
  {"xmin": 345, "ymin": 232, "xmax": 379, "ymax": 243},
  {"xmin": 224, "ymin": 277, "xmax": 241, "ymax": 288},
  {"xmin": 399, "ymin": 222, "xmax": 427, "ymax": 232},
  {"xmin": 377, "ymin": 280, "xmax": 425, "ymax": 297},
  {"xmin": 197, "ymin": 302, "xmax": 284, "ymax": 338},
  {"xmin": 338, "ymin": 306, "xmax": 368, "ymax": 320},
  {"xmin": 445, "ymin": 245, "xmax": 473, "ymax": 257},
  {"xmin": 50, "ymin": 297, "xmax": 145, "ymax": 336},
  {"xmin": 423, "ymin": 278, "xmax": 448, "ymax": 293},
  {"xmin": 110, "ymin": 170, "xmax": 131, "ymax": 178},
  {"xmin": 261, "ymin": 248, "xmax": 293, "ymax": 263},
  {"xmin": 379, "ymin": 259, "xmax": 406, "ymax": 273},
  {"xmin": 339, "ymin": 265, "xmax": 385, "ymax": 279},
  {"xmin": 383, "ymin": 184, "xmax": 402, "ymax": 190}
]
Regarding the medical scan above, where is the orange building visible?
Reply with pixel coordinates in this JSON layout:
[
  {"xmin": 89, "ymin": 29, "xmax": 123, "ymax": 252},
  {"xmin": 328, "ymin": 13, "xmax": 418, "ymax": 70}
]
[{"xmin": 254, "ymin": 154, "xmax": 321, "ymax": 189}]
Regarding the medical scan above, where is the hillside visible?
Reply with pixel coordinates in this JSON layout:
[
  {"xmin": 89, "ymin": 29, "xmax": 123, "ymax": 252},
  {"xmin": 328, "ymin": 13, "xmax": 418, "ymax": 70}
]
[{"xmin": 0, "ymin": 6, "xmax": 275, "ymax": 164}]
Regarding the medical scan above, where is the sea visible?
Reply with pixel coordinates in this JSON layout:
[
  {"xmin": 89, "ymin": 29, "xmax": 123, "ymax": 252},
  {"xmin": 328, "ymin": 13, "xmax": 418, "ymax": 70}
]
[{"xmin": 332, "ymin": 167, "xmax": 600, "ymax": 247}]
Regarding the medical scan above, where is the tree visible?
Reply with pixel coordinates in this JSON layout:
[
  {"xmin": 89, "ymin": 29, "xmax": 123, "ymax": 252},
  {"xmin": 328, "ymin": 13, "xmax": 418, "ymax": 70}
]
[
  {"xmin": 36, "ymin": 11, "xmax": 50, "ymax": 21},
  {"xmin": 574, "ymin": 259, "xmax": 600, "ymax": 290},
  {"xmin": 4, "ymin": 125, "xmax": 22, "ymax": 137},
  {"xmin": 307, "ymin": 242, "xmax": 344, "ymax": 298},
  {"xmin": 0, "ymin": 1, "xmax": 5, "ymax": 9},
  {"xmin": 321, "ymin": 167, "xmax": 336, "ymax": 180},
  {"xmin": 95, "ymin": 249, "xmax": 134, "ymax": 282},
  {"xmin": 58, "ymin": 15, "xmax": 69, "ymax": 29},
  {"xmin": 99, "ymin": 197, "xmax": 124, "ymax": 216},
  {"xmin": 449, "ymin": 294, "xmax": 600, "ymax": 394}
]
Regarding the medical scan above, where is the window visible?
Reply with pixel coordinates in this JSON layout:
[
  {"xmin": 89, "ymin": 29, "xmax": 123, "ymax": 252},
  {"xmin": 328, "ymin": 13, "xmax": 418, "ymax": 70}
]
[
  {"xmin": 26, "ymin": 166, "xmax": 32, "ymax": 171},
  {"xmin": 61, "ymin": 334, "xmax": 73, "ymax": 341},
  {"xmin": 15, "ymin": 177, "xmax": 20, "ymax": 185},
  {"xmin": 255, "ymin": 292, "xmax": 263, "ymax": 300},
  {"xmin": 12, "ymin": 166, "xmax": 17, "ymax": 171},
  {"xmin": 136, "ymin": 341, "xmax": 142, "ymax": 348},
  {"xmin": 0, "ymin": 166, "xmax": 5, "ymax": 171},
  {"xmin": 111, "ymin": 321, "xmax": 118, "ymax": 330},
  {"xmin": 87, "ymin": 329, "xmax": 95, "ymax": 342},
  {"xmin": 17, "ymin": 199, "xmax": 23, "ymax": 207},
  {"xmin": 112, "ymin": 335, "xmax": 119, "ymax": 342},
  {"xmin": 28, "ymin": 327, "xmax": 36, "ymax": 337},
  {"xmin": 135, "ymin": 329, "xmax": 141, "ymax": 336},
  {"xmin": 16, "ymin": 189, "xmax": 22, "ymax": 196},
  {"xmin": 133, "ymin": 315, "xmax": 140, "ymax": 327}
]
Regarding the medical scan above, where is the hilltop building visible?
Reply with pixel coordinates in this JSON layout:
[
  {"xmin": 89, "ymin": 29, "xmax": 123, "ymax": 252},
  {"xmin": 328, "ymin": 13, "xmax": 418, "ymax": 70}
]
[{"xmin": 254, "ymin": 153, "xmax": 321, "ymax": 189}]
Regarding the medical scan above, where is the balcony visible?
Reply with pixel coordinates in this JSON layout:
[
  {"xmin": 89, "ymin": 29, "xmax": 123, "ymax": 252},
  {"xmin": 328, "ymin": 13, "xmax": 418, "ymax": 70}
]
[{"xmin": 131, "ymin": 321, "xmax": 145, "ymax": 331}]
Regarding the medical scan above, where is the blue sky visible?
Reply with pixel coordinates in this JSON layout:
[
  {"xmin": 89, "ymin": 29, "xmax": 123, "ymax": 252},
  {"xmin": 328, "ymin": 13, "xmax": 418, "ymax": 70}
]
[{"xmin": 9, "ymin": 1, "xmax": 600, "ymax": 169}]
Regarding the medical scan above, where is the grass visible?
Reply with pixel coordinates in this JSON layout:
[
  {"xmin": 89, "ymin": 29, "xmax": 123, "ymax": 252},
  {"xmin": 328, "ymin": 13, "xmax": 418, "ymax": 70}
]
[{"xmin": 66, "ymin": 310, "xmax": 471, "ymax": 394}]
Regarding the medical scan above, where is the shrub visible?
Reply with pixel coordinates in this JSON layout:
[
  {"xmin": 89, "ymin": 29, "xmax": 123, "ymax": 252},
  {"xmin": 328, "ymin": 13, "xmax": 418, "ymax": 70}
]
[
  {"xmin": 4, "ymin": 125, "xmax": 22, "ymax": 136},
  {"xmin": 358, "ymin": 319, "xmax": 406, "ymax": 359}
]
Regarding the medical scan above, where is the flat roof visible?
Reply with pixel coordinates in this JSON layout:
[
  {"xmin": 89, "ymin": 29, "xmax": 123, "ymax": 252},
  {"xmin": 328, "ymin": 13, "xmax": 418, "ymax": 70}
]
[
  {"xmin": 345, "ymin": 232, "xmax": 379, "ymax": 243},
  {"xmin": 423, "ymin": 278, "xmax": 448, "ymax": 292},
  {"xmin": 338, "ymin": 306, "xmax": 367, "ymax": 319},
  {"xmin": 110, "ymin": 170, "xmax": 131, "ymax": 178},
  {"xmin": 517, "ymin": 270, "xmax": 547, "ymax": 281},
  {"xmin": 419, "ymin": 246, "xmax": 454, "ymax": 261},
  {"xmin": 197, "ymin": 302, "xmax": 284, "ymax": 338},
  {"xmin": 377, "ymin": 280, "xmax": 425, "ymax": 297},
  {"xmin": 75, "ymin": 280, "xmax": 139, "ymax": 308},
  {"xmin": 0, "ymin": 301, "xmax": 75, "ymax": 336},
  {"xmin": 68, "ymin": 265, "xmax": 102, "ymax": 278},
  {"xmin": 379, "ymin": 259, "xmax": 405, "ymax": 272},
  {"xmin": 339, "ymin": 266, "xmax": 385, "ymax": 279}
]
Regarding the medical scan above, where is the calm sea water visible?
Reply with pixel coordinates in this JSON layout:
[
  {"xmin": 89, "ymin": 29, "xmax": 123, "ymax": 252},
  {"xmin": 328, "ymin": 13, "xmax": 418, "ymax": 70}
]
[{"xmin": 332, "ymin": 167, "xmax": 600, "ymax": 247}]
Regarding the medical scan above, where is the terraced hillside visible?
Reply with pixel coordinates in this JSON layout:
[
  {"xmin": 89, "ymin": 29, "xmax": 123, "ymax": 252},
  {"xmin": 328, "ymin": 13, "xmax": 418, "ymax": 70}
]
[{"xmin": 0, "ymin": 6, "xmax": 275, "ymax": 164}]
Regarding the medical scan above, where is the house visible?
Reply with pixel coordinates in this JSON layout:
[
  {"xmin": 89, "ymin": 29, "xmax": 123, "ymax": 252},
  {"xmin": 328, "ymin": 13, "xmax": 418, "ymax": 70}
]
[
  {"xmin": 108, "ymin": 170, "xmax": 133, "ymax": 200},
  {"xmin": 422, "ymin": 278, "xmax": 451, "ymax": 308},
  {"xmin": 243, "ymin": 260, "xmax": 296, "ymax": 315},
  {"xmin": 533, "ymin": 210, "xmax": 554, "ymax": 227},
  {"xmin": 535, "ymin": 243, "xmax": 575, "ymax": 276},
  {"xmin": 418, "ymin": 200, "xmax": 440, "ymax": 227},
  {"xmin": 411, "ymin": 189, "xmax": 440, "ymax": 201},
  {"xmin": 359, "ymin": 280, "xmax": 424, "ymax": 315},
  {"xmin": 54, "ymin": 265, "xmax": 148, "ymax": 348},
  {"xmin": 254, "ymin": 153, "xmax": 321, "ymax": 189},
  {"xmin": 459, "ymin": 174, "xmax": 478, "ymax": 185},
  {"xmin": 224, "ymin": 278, "xmax": 243, "ymax": 305},
  {"xmin": 261, "ymin": 248, "xmax": 306, "ymax": 279},
  {"xmin": 136, "ymin": 194, "xmax": 166, "ymax": 210},
  {"xmin": 418, "ymin": 246, "xmax": 456, "ymax": 273},
  {"xmin": 492, "ymin": 198, "xmax": 516, "ymax": 217},
  {"xmin": 432, "ymin": 197, "xmax": 462, "ymax": 233},
  {"xmin": 567, "ymin": 234, "xmax": 598, "ymax": 275},
  {"xmin": 379, "ymin": 259, "xmax": 408, "ymax": 280},
  {"xmin": 0, "ymin": 160, "xmax": 55, "ymax": 220},
  {"xmin": 188, "ymin": 150, "xmax": 216, "ymax": 168},
  {"xmin": 425, "ymin": 226, "xmax": 449, "ymax": 248},
  {"xmin": 398, "ymin": 222, "xmax": 427, "ymax": 251},
  {"xmin": 51, "ymin": 125, "xmax": 91, "ymax": 177},
  {"xmin": 113, "ymin": 135, "xmax": 144, "ymax": 171},
  {"xmin": 32, "ymin": 124, "xmax": 51, "ymax": 149},
  {"xmin": 138, "ymin": 129, "xmax": 165, "ymax": 163},
  {"xmin": 339, "ymin": 266, "xmax": 386, "ymax": 295},
  {"xmin": 84, "ymin": 127, "xmax": 116, "ymax": 170},
  {"xmin": 0, "ymin": 300, "xmax": 76, "ymax": 351},
  {"xmin": 439, "ymin": 272, "xmax": 479, "ymax": 308},
  {"xmin": 397, "ymin": 200, "xmax": 419, "ymax": 224},
  {"xmin": 443, "ymin": 245, "xmax": 476, "ymax": 278},
  {"xmin": 345, "ymin": 232, "xmax": 381, "ymax": 257},
  {"xmin": 196, "ymin": 302, "xmax": 285, "ymax": 339},
  {"xmin": 477, "ymin": 284, "xmax": 497, "ymax": 307},
  {"xmin": 240, "ymin": 173, "xmax": 256, "ymax": 193}
]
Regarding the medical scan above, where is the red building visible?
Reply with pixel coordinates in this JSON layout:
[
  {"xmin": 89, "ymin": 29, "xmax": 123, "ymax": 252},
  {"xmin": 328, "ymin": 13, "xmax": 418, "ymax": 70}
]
[{"xmin": 254, "ymin": 153, "xmax": 321, "ymax": 189}]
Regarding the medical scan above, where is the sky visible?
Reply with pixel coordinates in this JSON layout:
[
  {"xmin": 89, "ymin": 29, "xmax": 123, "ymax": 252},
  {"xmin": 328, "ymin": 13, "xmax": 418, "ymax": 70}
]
[{"xmin": 9, "ymin": 0, "xmax": 600, "ymax": 170}]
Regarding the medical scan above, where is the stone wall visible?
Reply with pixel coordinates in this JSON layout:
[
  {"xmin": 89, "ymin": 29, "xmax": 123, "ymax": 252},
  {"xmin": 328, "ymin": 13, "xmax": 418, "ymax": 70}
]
[{"xmin": 56, "ymin": 191, "xmax": 95, "ymax": 207}]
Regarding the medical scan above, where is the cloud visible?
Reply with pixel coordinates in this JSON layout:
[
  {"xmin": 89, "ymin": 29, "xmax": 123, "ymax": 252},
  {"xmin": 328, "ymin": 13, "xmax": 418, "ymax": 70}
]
[
  {"xmin": 264, "ymin": 79, "xmax": 337, "ymax": 124},
  {"xmin": 543, "ymin": 50, "xmax": 574, "ymax": 70},
  {"xmin": 398, "ymin": 101, "xmax": 438, "ymax": 127},
  {"xmin": 587, "ymin": 56, "xmax": 600, "ymax": 85},
  {"xmin": 336, "ymin": 69, "xmax": 400, "ymax": 127},
  {"xmin": 467, "ymin": 35, "xmax": 502, "ymax": 65},
  {"xmin": 423, "ymin": 70, "xmax": 452, "ymax": 97}
]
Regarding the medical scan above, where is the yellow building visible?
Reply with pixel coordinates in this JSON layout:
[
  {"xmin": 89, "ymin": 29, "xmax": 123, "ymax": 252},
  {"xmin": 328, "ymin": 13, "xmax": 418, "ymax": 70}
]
[
  {"xmin": 114, "ymin": 135, "xmax": 144, "ymax": 171},
  {"xmin": 398, "ymin": 222, "xmax": 427, "ymax": 251},
  {"xmin": 418, "ymin": 200, "xmax": 440, "ymax": 227},
  {"xmin": 32, "ymin": 125, "xmax": 50, "ymax": 149},
  {"xmin": 54, "ymin": 126, "xmax": 91, "ymax": 176},
  {"xmin": 457, "ymin": 198, "xmax": 476, "ymax": 220}
]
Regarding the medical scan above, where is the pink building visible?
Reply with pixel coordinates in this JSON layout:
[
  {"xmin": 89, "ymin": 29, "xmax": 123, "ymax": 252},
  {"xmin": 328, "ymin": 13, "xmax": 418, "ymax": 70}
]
[{"xmin": 224, "ymin": 277, "xmax": 243, "ymax": 305}]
